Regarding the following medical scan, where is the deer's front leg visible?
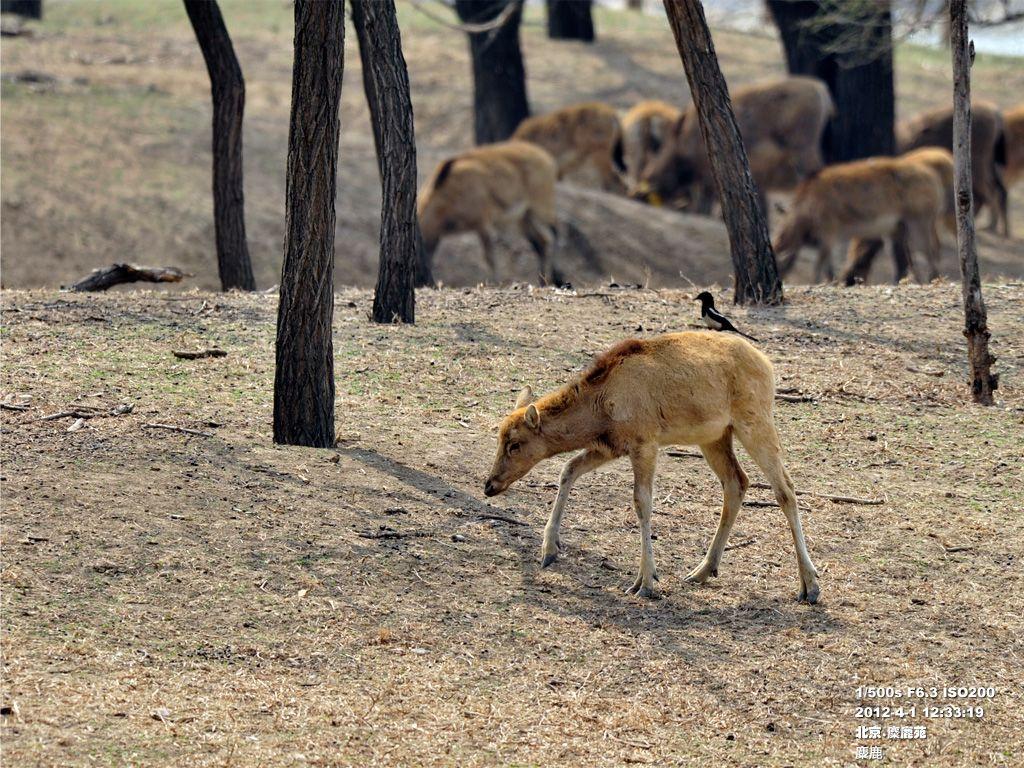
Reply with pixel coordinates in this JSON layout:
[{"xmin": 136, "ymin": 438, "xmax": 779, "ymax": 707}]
[
  {"xmin": 541, "ymin": 449, "xmax": 611, "ymax": 568},
  {"xmin": 626, "ymin": 442, "xmax": 659, "ymax": 599}
]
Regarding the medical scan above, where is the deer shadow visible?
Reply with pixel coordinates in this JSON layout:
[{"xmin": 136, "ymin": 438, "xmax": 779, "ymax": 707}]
[{"xmin": 339, "ymin": 446, "xmax": 844, "ymax": 663}]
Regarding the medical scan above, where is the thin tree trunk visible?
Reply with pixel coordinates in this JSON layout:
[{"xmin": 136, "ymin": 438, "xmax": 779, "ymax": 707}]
[
  {"xmin": 454, "ymin": 0, "xmax": 530, "ymax": 144},
  {"xmin": 950, "ymin": 0, "xmax": 997, "ymax": 405},
  {"xmin": 351, "ymin": 0, "xmax": 417, "ymax": 323},
  {"xmin": 547, "ymin": 0, "xmax": 595, "ymax": 42},
  {"xmin": 183, "ymin": 0, "xmax": 256, "ymax": 291},
  {"xmin": 766, "ymin": 0, "xmax": 895, "ymax": 163},
  {"xmin": 662, "ymin": 0, "xmax": 782, "ymax": 305},
  {"xmin": 273, "ymin": 0, "xmax": 345, "ymax": 447}
]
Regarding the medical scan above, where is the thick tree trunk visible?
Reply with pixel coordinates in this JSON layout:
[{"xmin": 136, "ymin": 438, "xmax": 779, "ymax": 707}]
[
  {"xmin": 351, "ymin": 0, "xmax": 418, "ymax": 323},
  {"xmin": 353, "ymin": 0, "xmax": 433, "ymax": 291},
  {"xmin": 766, "ymin": 0, "xmax": 895, "ymax": 163},
  {"xmin": 950, "ymin": 0, "xmax": 997, "ymax": 405},
  {"xmin": 454, "ymin": 0, "xmax": 530, "ymax": 144},
  {"xmin": 662, "ymin": 0, "xmax": 782, "ymax": 305},
  {"xmin": 183, "ymin": 0, "xmax": 256, "ymax": 292},
  {"xmin": 547, "ymin": 0, "xmax": 595, "ymax": 42},
  {"xmin": 273, "ymin": 0, "xmax": 345, "ymax": 447},
  {"xmin": 0, "ymin": 0, "xmax": 41, "ymax": 19}
]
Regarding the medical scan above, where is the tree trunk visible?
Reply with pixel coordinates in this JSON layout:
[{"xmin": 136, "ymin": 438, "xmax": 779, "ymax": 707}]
[
  {"xmin": 950, "ymin": 0, "xmax": 997, "ymax": 405},
  {"xmin": 351, "ymin": 0, "xmax": 418, "ymax": 323},
  {"xmin": 626, "ymin": 0, "xmax": 644, "ymax": 9},
  {"xmin": 662, "ymin": 0, "xmax": 783, "ymax": 305},
  {"xmin": 352, "ymin": 0, "xmax": 433, "ymax": 292},
  {"xmin": 0, "ymin": 0, "xmax": 41, "ymax": 19},
  {"xmin": 183, "ymin": 0, "xmax": 256, "ymax": 292},
  {"xmin": 454, "ymin": 0, "xmax": 530, "ymax": 144},
  {"xmin": 273, "ymin": 0, "xmax": 345, "ymax": 447},
  {"xmin": 547, "ymin": 0, "xmax": 595, "ymax": 42},
  {"xmin": 766, "ymin": 0, "xmax": 895, "ymax": 163}
]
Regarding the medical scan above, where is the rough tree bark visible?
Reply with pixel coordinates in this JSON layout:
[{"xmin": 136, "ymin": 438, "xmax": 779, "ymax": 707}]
[
  {"xmin": 454, "ymin": 0, "xmax": 530, "ymax": 144},
  {"xmin": 273, "ymin": 0, "xmax": 345, "ymax": 447},
  {"xmin": 950, "ymin": 0, "xmax": 997, "ymax": 405},
  {"xmin": 351, "ymin": 0, "xmax": 418, "ymax": 323},
  {"xmin": 547, "ymin": 0, "xmax": 595, "ymax": 42},
  {"xmin": 354, "ymin": 0, "xmax": 430, "ymax": 292},
  {"xmin": 183, "ymin": 0, "xmax": 256, "ymax": 291},
  {"xmin": 766, "ymin": 0, "xmax": 895, "ymax": 162},
  {"xmin": 663, "ymin": 0, "xmax": 783, "ymax": 305}
]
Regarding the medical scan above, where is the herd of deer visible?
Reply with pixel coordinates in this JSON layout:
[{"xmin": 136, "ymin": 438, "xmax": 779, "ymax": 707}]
[
  {"xmin": 453, "ymin": 79, "xmax": 1023, "ymax": 604},
  {"xmin": 417, "ymin": 75, "xmax": 1024, "ymax": 285}
]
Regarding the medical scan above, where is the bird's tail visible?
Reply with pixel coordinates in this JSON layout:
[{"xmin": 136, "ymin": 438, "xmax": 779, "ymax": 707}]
[{"xmin": 732, "ymin": 329, "xmax": 760, "ymax": 343}]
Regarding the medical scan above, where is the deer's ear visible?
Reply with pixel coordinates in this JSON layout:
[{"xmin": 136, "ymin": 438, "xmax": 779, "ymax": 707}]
[
  {"xmin": 514, "ymin": 386, "xmax": 534, "ymax": 409},
  {"xmin": 524, "ymin": 404, "xmax": 541, "ymax": 431}
]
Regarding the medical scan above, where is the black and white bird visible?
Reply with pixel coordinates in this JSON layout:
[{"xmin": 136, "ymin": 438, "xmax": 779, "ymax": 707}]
[{"xmin": 694, "ymin": 291, "xmax": 759, "ymax": 342}]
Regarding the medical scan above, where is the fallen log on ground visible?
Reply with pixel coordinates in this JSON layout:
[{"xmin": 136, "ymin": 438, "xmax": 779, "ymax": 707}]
[
  {"xmin": 172, "ymin": 349, "xmax": 227, "ymax": 360},
  {"xmin": 69, "ymin": 264, "xmax": 190, "ymax": 292}
]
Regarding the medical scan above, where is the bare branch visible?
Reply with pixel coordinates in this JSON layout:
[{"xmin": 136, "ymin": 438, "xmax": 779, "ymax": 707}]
[{"xmin": 408, "ymin": 0, "xmax": 522, "ymax": 34}]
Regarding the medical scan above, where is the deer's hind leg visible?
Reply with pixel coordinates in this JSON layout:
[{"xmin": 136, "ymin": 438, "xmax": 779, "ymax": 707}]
[
  {"xmin": 626, "ymin": 442, "xmax": 659, "ymax": 599},
  {"xmin": 521, "ymin": 212, "xmax": 559, "ymax": 286},
  {"xmin": 735, "ymin": 418, "xmax": 820, "ymax": 604},
  {"xmin": 685, "ymin": 429, "xmax": 749, "ymax": 586}
]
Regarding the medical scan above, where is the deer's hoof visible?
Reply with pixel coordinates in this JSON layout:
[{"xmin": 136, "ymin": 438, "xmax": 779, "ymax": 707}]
[
  {"xmin": 541, "ymin": 553, "xmax": 558, "ymax": 569},
  {"xmin": 684, "ymin": 562, "xmax": 716, "ymax": 584},
  {"xmin": 625, "ymin": 576, "xmax": 659, "ymax": 599},
  {"xmin": 798, "ymin": 582, "xmax": 820, "ymax": 605}
]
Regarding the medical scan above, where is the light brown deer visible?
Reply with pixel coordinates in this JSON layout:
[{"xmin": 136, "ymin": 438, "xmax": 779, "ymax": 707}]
[
  {"xmin": 898, "ymin": 101, "xmax": 1008, "ymax": 236},
  {"xmin": 840, "ymin": 147, "xmax": 956, "ymax": 286},
  {"xmin": 773, "ymin": 154, "xmax": 945, "ymax": 283},
  {"xmin": 620, "ymin": 99, "xmax": 682, "ymax": 186},
  {"xmin": 635, "ymin": 76, "xmax": 833, "ymax": 214},
  {"xmin": 417, "ymin": 141, "xmax": 561, "ymax": 285},
  {"xmin": 512, "ymin": 102, "xmax": 626, "ymax": 192},
  {"xmin": 484, "ymin": 333, "xmax": 820, "ymax": 604}
]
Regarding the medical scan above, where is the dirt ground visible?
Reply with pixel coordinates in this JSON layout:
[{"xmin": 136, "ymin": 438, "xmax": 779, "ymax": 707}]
[
  {"xmin": 2, "ymin": 1, "xmax": 1024, "ymax": 291},
  {"xmin": 2, "ymin": 282, "xmax": 1023, "ymax": 766}
]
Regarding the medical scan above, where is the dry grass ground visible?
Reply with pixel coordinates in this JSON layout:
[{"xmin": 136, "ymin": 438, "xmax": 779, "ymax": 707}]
[
  {"xmin": 2, "ymin": 1, "xmax": 1024, "ymax": 291},
  {"xmin": 2, "ymin": 282, "xmax": 1023, "ymax": 766}
]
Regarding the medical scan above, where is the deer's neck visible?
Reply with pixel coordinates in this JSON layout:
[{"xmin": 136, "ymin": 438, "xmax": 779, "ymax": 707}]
[{"xmin": 538, "ymin": 388, "xmax": 607, "ymax": 457}]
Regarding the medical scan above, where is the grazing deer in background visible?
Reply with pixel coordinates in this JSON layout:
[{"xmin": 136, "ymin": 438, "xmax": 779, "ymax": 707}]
[
  {"xmin": 1002, "ymin": 104, "xmax": 1024, "ymax": 190},
  {"xmin": 484, "ymin": 333, "xmax": 820, "ymax": 604},
  {"xmin": 898, "ymin": 101, "xmax": 1008, "ymax": 236},
  {"xmin": 634, "ymin": 76, "xmax": 833, "ymax": 215},
  {"xmin": 512, "ymin": 102, "xmax": 627, "ymax": 192},
  {"xmin": 620, "ymin": 99, "xmax": 682, "ymax": 187},
  {"xmin": 840, "ymin": 147, "xmax": 956, "ymax": 286},
  {"xmin": 773, "ymin": 154, "xmax": 945, "ymax": 283},
  {"xmin": 417, "ymin": 141, "xmax": 561, "ymax": 285}
]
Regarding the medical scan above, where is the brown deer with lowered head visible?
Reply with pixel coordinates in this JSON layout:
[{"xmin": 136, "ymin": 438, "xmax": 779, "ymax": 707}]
[
  {"xmin": 513, "ymin": 102, "xmax": 627, "ymax": 192},
  {"xmin": 773, "ymin": 153, "xmax": 945, "ymax": 283},
  {"xmin": 417, "ymin": 141, "xmax": 561, "ymax": 285},
  {"xmin": 484, "ymin": 332, "xmax": 820, "ymax": 603},
  {"xmin": 620, "ymin": 99, "xmax": 682, "ymax": 187},
  {"xmin": 634, "ymin": 76, "xmax": 832, "ymax": 215}
]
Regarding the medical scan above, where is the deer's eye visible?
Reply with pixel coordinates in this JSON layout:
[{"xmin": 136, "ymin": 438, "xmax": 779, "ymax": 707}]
[{"xmin": 507, "ymin": 442, "xmax": 521, "ymax": 456}]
